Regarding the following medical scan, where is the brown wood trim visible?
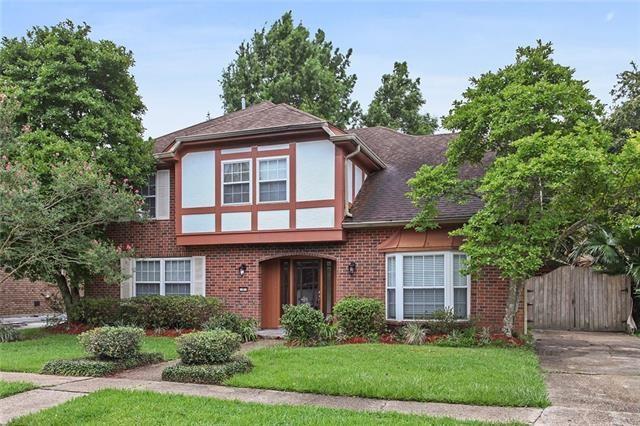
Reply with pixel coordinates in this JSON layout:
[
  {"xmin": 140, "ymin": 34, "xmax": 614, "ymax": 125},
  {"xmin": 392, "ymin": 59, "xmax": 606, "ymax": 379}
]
[
  {"xmin": 177, "ymin": 129, "xmax": 327, "ymax": 152},
  {"xmin": 181, "ymin": 207, "xmax": 216, "ymax": 215},
  {"xmin": 289, "ymin": 143, "xmax": 296, "ymax": 229},
  {"xmin": 177, "ymin": 229, "xmax": 345, "ymax": 246},
  {"xmin": 251, "ymin": 146, "xmax": 258, "ymax": 231},
  {"xmin": 214, "ymin": 149, "xmax": 222, "ymax": 233},
  {"xmin": 174, "ymin": 154, "xmax": 183, "ymax": 235},
  {"xmin": 334, "ymin": 147, "xmax": 345, "ymax": 228}
]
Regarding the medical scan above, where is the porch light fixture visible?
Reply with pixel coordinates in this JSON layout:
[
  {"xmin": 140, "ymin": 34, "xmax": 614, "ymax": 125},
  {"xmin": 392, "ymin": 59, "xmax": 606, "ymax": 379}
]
[
  {"xmin": 238, "ymin": 264, "xmax": 247, "ymax": 278},
  {"xmin": 347, "ymin": 261, "xmax": 357, "ymax": 276}
]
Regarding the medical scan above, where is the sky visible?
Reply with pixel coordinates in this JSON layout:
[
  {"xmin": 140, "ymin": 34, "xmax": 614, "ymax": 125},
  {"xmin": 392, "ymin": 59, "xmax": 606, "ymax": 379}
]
[{"xmin": 1, "ymin": 1, "xmax": 639, "ymax": 138}]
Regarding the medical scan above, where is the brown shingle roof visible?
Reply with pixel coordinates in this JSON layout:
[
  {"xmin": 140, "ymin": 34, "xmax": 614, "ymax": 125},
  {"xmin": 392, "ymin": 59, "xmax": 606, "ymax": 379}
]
[
  {"xmin": 347, "ymin": 127, "xmax": 484, "ymax": 224},
  {"xmin": 153, "ymin": 102, "xmax": 325, "ymax": 153}
]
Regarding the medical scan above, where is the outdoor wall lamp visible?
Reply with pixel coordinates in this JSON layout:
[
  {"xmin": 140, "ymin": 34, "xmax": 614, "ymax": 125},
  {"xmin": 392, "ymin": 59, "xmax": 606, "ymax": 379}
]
[
  {"xmin": 238, "ymin": 264, "xmax": 247, "ymax": 278},
  {"xmin": 347, "ymin": 261, "xmax": 357, "ymax": 276}
]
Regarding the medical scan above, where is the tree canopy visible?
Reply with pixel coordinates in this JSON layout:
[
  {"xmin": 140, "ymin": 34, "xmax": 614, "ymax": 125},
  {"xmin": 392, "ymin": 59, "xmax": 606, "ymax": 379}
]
[
  {"xmin": 605, "ymin": 61, "xmax": 640, "ymax": 149},
  {"xmin": 0, "ymin": 20, "xmax": 154, "ymax": 186},
  {"xmin": 363, "ymin": 61, "xmax": 437, "ymax": 135},
  {"xmin": 407, "ymin": 41, "xmax": 636, "ymax": 336},
  {"xmin": 220, "ymin": 11, "xmax": 361, "ymax": 127}
]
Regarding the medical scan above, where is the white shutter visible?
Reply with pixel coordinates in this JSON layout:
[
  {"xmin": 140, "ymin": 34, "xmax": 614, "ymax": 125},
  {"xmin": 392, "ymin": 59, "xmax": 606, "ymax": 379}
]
[
  {"xmin": 155, "ymin": 169, "xmax": 170, "ymax": 220},
  {"xmin": 120, "ymin": 258, "xmax": 134, "ymax": 299},
  {"xmin": 192, "ymin": 256, "xmax": 206, "ymax": 296}
]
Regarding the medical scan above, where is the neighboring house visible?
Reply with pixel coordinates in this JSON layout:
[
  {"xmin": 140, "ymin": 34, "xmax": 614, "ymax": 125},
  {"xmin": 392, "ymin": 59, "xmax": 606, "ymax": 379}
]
[
  {"xmin": 0, "ymin": 272, "xmax": 59, "ymax": 317},
  {"xmin": 87, "ymin": 102, "xmax": 524, "ymax": 333}
]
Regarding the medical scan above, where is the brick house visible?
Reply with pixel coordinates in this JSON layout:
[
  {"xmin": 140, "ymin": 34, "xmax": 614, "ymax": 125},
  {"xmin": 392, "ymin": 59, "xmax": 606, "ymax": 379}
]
[{"xmin": 87, "ymin": 102, "xmax": 524, "ymax": 333}]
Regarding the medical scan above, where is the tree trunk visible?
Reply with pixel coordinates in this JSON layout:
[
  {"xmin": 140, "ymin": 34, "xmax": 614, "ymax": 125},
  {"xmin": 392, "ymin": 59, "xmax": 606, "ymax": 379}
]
[
  {"xmin": 54, "ymin": 272, "xmax": 81, "ymax": 320},
  {"xmin": 503, "ymin": 278, "xmax": 524, "ymax": 337}
]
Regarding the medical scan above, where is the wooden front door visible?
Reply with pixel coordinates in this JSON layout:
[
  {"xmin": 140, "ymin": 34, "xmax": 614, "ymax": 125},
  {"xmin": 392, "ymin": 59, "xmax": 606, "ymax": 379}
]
[{"xmin": 260, "ymin": 259, "xmax": 281, "ymax": 329}]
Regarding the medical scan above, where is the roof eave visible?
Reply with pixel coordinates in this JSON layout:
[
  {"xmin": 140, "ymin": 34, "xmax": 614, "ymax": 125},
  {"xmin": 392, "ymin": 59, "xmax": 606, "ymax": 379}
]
[
  {"xmin": 342, "ymin": 216, "xmax": 470, "ymax": 229},
  {"xmin": 330, "ymin": 133, "xmax": 387, "ymax": 170}
]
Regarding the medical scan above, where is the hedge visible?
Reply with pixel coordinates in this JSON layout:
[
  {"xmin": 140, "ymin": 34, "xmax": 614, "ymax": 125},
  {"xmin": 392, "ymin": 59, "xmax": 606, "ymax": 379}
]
[
  {"xmin": 41, "ymin": 352, "xmax": 163, "ymax": 377},
  {"xmin": 70, "ymin": 296, "xmax": 222, "ymax": 329},
  {"xmin": 333, "ymin": 297, "xmax": 385, "ymax": 338},
  {"xmin": 162, "ymin": 355, "xmax": 252, "ymax": 384},
  {"xmin": 176, "ymin": 330, "xmax": 241, "ymax": 365},
  {"xmin": 280, "ymin": 304, "xmax": 324, "ymax": 344},
  {"xmin": 78, "ymin": 326, "xmax": 144, "ymax": 360}
]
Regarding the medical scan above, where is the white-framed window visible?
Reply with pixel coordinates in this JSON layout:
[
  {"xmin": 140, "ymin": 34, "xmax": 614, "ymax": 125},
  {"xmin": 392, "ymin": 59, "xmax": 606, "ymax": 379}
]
[
  {"xmin": 385, "ymin": 252, "xmax": 470, "ymax": 320},
  {"xmin": 258, "ymin": 157, "xmax": 288, "ymax": 203},
  {"xmin": 140, "ymin": 173, "xmax": 156, "ymax": 218},
  {"xmin": 222, "ymin": 160, "xmax": 251, "ymax": 205},
  {"xmin": 134, "ymin": 258, "xmax": 193, "ymax": 296}
]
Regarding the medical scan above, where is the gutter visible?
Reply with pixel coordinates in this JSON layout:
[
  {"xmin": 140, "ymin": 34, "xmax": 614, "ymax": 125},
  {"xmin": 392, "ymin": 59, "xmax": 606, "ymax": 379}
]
[
  {"xmin": 342, "ymin": 216, "xmax": 470, "ymax": 229},
  {"xmin": 330, "ymin": 133, "xmax": 386, "ymax": 170}
]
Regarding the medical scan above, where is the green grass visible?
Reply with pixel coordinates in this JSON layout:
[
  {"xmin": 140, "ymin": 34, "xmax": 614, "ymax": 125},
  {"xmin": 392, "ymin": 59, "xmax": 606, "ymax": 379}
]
[
  {"xmin": 8, "ymin": 389, "xmax": 512, "ymax": 426},
  {"xmin": 0, "ymin": 380, "xmax": 36, "ymax": 398},
  {"xmin": 0, "ymin": 329, "xmax": 177, "ymax": 373},
  {"xmin": 227, "ymin": 344, "xmax": 549, "ymax": 408}
]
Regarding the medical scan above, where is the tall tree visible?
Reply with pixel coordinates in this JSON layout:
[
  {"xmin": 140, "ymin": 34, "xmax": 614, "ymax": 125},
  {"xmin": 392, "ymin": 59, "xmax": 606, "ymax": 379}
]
[
  {"xmin": 0, "ymin": 20, "xmax": 154, "ymax": 186},
  {"xmin": 407, "ymin": 41, "xmax": 616, "ymax": 336},
  {"xmin": 605, "ymin": 61, "xmax": 640, "ymax": 149},
  {"xmin": 220, "ymin": 11, "xmax": 361, "ymax": 127},
  {"xmin": 364, "ymin": 61, "xmax": 437, "ymax": 134}
]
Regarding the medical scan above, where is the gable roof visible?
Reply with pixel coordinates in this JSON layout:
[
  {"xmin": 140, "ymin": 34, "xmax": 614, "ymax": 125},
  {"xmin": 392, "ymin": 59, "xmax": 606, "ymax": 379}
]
[
  {"xmin": 153, "ymin": 102, "xmax": 327, "ymax": 154},
  {"xmin": 346, "ymin": 127, "xmax": 485, "ymax": 225}
]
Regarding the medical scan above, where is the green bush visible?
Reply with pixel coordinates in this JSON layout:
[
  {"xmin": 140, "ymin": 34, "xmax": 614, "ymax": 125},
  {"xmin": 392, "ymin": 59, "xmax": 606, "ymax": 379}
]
[
  {"xmin": 162, "ymin": 355, "xmax": 252, "ymax": 384},
  {"xmin": 78, "ymin": 326, "xmax": 144, "ymax": 360},
  {"xmin": 176, "ymin": 330, "xmax": 241, "ymax": 365},
  {"xmin": 333, "ymin": 297, "xmax": 385, "ymax": 338},
  {"xmin": 41, "ymin": 352, "xmax": 163, "ymax": 377},
  {"xmin": 203, "ymin": 312, "xmax": 258, "ymax": 342},
  {"xmin": 427, "ymin": 308, "xmax": 458, "ymax": 335},
  {"xmin": 434, "ymin": 328, "xmax": 477, "ymax": 347},
  {"xmin": 0, "ymin": 324, "xmax": 19, "ymax": 342},
  {"xmin": 280, "ymin": 304, "xmax": 324, "ymax": 344},
  {"xmin": 71, "ymin": 296, "xmax": 222, "ymax": 329},
  {"xmin": 400, "ymin": 323, "xmax": 425, "ymax": 345}
]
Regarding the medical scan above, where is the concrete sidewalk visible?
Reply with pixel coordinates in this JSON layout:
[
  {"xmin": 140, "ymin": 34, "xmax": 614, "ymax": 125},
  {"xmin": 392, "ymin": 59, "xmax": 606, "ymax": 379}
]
[{"xmin": 0, "ymin": 371, "xmax": 543, "ymax": 424}]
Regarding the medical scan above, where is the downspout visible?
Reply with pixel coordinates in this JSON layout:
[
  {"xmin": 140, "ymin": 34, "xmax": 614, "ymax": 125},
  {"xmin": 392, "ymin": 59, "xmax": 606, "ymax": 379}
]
[{"xmin": 344, "ymin": 145, "xmax": 361, "ymax": 217}]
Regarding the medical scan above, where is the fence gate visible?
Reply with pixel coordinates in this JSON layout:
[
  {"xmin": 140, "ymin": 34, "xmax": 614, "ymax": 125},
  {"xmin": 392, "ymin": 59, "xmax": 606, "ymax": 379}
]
[{"xmin": 526, "ymin": 266, "xmax": 632, "ymax": 331}]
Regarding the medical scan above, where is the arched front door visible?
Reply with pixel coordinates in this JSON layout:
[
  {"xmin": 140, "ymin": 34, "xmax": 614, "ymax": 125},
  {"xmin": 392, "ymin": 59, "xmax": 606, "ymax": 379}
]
[{"xmin": 261, "ymin": 257, "xmax": 335, "ymax": 329}]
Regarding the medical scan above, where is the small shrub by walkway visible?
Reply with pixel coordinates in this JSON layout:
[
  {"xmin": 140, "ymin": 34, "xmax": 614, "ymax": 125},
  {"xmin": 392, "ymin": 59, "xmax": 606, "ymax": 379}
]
[
  {"xmin": 227, "ymin": 344, "xmax": 549, "ymax": 407},
  {"xmin": 0, "ymin": 380, "xmax": 36, "ymax": 398},
  {"xmin": 8, "ymin": 389, "xmax": 507, "ymax": 426}
]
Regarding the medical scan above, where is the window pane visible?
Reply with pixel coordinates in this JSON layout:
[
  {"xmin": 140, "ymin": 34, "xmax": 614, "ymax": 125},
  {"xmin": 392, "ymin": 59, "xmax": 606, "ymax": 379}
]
[
  {"xmin": 387, "ymin": 257, "xmax": 395, "ymax": 288},
  {"xmin": 165, "ymin": 283, "xmax": 190, "ymax": 296},
  {"xmin": 403, "ymin": 288, "xmax": 444, "ymax": 319},
  {"xmin": 454, "ymin": 287, "xmax": 468, "ymax": 319},
  {"xmin": 259, "ymin": 181, "xmax": 286, "ymax": 202},
  {"xmin": 165, "ymin": 260, "xmax": 191, "ymax": 282},
  {"xmin": 135, "ymin": 260, "xmax": 160, "ymax": 282},
  {"xmin": 259, "ymin": 158, "xmax": 287, "ymax": 180},
  {"xmin": 403, "ymin": 255, "xmax": 444, "ymax": 287},
  {"xmin": 223, "ymin": 183, "xmax": 250, "ymax": 203},
  {"xmin": 223, "ymin": 162, "xmax": 250, "ymax": 183},
  {"xmin": 387, "ymin": 289, "xmax": 396, "ymax": 319},
  {"xmin": 140, "ymin": 173, "xmax": 156, "ymax": 197},
  {"xmin": 140, "ymin": 173, "xmax": 156, "ymax": 218},
  {"xmin": 453, "ymin": 254, "xmax": 468, "ymax": 287},
  {"xmin": 136, "ymin": 282, "xmax": 160, "ymax": 296}
]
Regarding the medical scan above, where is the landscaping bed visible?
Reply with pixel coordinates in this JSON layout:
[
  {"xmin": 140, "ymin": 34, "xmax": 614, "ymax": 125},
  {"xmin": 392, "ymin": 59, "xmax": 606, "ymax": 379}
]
[
  {"xmin": 0, "ymin": 380, "xmax": 36, "ymax": 398},
  {"xmin": 226, "ymin": 343, "xmax": 550, "ymax": 408},
  {"xmin": 8, "ymin": 389, "xmax": 504, "ymax": 425}
]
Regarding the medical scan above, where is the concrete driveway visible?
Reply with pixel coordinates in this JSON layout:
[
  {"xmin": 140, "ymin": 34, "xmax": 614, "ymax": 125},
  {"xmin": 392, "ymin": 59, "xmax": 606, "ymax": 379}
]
[{"xmin": 534, "ymin": 330, "xmax": 640, "ymax": 425}]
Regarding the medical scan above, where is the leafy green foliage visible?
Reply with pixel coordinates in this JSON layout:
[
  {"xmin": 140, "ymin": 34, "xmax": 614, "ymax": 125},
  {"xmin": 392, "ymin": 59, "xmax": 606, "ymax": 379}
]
[
  {"xmin": 400, "ymin": 323, "xmax": 425, "ymax": 345},
  {"xmin": 434, "ymin": 328, "xmax": 477, "ymax": 347},
  {"xmin": 78, "ymin": 326, "xmax": 144, "ymax": 360},
  {"xmin": 41, "ymin": 352, "xmax": 163, "ymax": 377},
  {"xmin": 279, "ymin": 304, "xmax": 324, "ymax": 344},
  {"xmin": 220, "ymin": 11, "xmax": 361, "ymax": 127},
  {"xmin": 425, "ymin": 308, "xmax": 458, "ymax": 334},
  {"xmin": 162, "ymin": 355, "xmax": 252, "ymax": 384},
  {"xmin": 333, "ymin": 297, "xmax": 385, "ymax": 338},
  {"xmin": 176, "ymin": 330, "xmax": 241, "ymax": 365},
  {"xmin": 70, "ymin": 296, "xmax": 222, "ymax": 328},
  {"xmin": 364, "ymin": 61, "xmax": 437, "ymax": 134},
  {"xmin": 605, "ymin": 62, "xmax": 640, "ymax": 149},
  {"xmin": 0, "ymin": 324, "xmax": 19, "ymax": 342},
  {"xmin": 0, "ymin": 20, "xmax": 154, "ymax": 186},
  {"xmin": 202, "ymin": 312, "xmax": 258, "ymax": 342}
]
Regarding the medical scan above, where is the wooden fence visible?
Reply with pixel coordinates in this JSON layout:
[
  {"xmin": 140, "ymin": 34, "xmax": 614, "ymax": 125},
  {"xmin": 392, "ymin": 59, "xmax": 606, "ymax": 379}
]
[{"xmin": 526, "ymin": 266, "xmax": 632, "ymax": 331}]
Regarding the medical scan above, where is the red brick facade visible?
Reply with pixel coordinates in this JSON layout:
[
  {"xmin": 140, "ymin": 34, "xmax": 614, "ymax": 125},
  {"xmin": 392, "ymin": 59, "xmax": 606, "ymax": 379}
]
[
  {"xmin": 86, "ymin": 166, "xmax": 524, "ymax": 333},
  {"xmin": 0, "ymin": 273, "xmax": 59, "ymax": 317}
]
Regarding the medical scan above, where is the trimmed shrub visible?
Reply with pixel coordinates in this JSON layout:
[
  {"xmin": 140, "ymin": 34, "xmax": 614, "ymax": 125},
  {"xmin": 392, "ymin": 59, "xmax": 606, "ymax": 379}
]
[
  {"xmin": 333, "ymin": 297, "xmax": 385, "ymax": 338},
  {"xmin": 42, "ymin": 352, "xmax": 163, "ymax": 377},
  {"xmin": 78, "ymin": 326, "xmax": 144, "ymax": 360},
  {"xmin": 280, "ymin": 304, "xmax": 324, "ymax": 344},
  {"xmin": 427, "ymin": 308, "xmax": 457, "ymax": 335},
  {"xmin": 162, "ymin": 355, "xmax": 252, "ymax": 384},
  {"xmin": 0, "ymin": 324, "xmax": 19, "ymax": 342},
  {"xmin": 71, "ymin": 296, "xmax": 222, "ymax": 329},
  {"xmin": 203, "ymin": 312, "xmax": 258, "ymax": 342},
  {"xmin": 176, "ymin": 330, "xmax": 241, "ymax": 365}
]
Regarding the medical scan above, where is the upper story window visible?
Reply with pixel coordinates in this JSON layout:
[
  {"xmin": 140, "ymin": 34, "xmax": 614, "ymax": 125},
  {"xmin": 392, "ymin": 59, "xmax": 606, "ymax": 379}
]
[
  {"xmin": 140, "ymin": 173, "xmax": 156, "ymax": 218},
  {"xmin": 386, "ymin": 252, "xmax": 469, "ymax": 321},
  {"xmin": 222, "ymin": 160, "xmax": 251, "ymax": 204},
  {"xmin": 134, "ymin": 258, "xmax": 192, "ymax": 296},
  {"xmin": 258, "ymin": 157, "xmax": 288, "ymax": 202}
]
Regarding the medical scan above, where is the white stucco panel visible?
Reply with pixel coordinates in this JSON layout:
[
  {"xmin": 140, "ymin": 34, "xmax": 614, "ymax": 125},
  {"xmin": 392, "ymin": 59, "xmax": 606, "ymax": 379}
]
[
  {"xmin": 257, "ymin": 210, "xmax": 290, "ymax": 230},
  {"xmin": 182, "ymin": 151, "xmax": 215, "ymax": 208},
  {"xmin": 182, "ymin": 214, "xmax": 215, "ymax": 233},
  {"xmin": 296, "ymin": 207, "xmax": 335, "ymax": 229},
  {"xmin": 296, "ymin": 140, "xmax": 335, "ymax": 201},
  {"xmin": 221, "ymin": 212, "xmax": 252, "ymax": 232}
]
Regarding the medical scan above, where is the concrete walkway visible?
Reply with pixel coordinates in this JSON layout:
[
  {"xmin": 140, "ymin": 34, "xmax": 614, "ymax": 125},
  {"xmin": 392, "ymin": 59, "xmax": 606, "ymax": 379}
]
[
  {"xmin": 534, "ymin": 330, "xmax": 640, "ymax": 425},
  {"xmin": 0, "ymin": 371, "xmax": 543, "ymax": 424}
]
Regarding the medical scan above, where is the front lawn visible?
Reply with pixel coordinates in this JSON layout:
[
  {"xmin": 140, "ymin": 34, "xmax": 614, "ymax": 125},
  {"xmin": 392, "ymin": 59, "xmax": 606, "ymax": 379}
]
[
  {"xmin": 0, "ymin": 380, "xmax": 36, "ymax": 398},
  {"xmin": 8, "ymin": 389, "xmax": 508, "ymax": 425},
  {"xmin": 0, "ymin": 329, "xmax": 177, "ymax": 373},
  {"xmin": 227, "ymin": 344, "xmax": 549, "ymax": 407}
]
